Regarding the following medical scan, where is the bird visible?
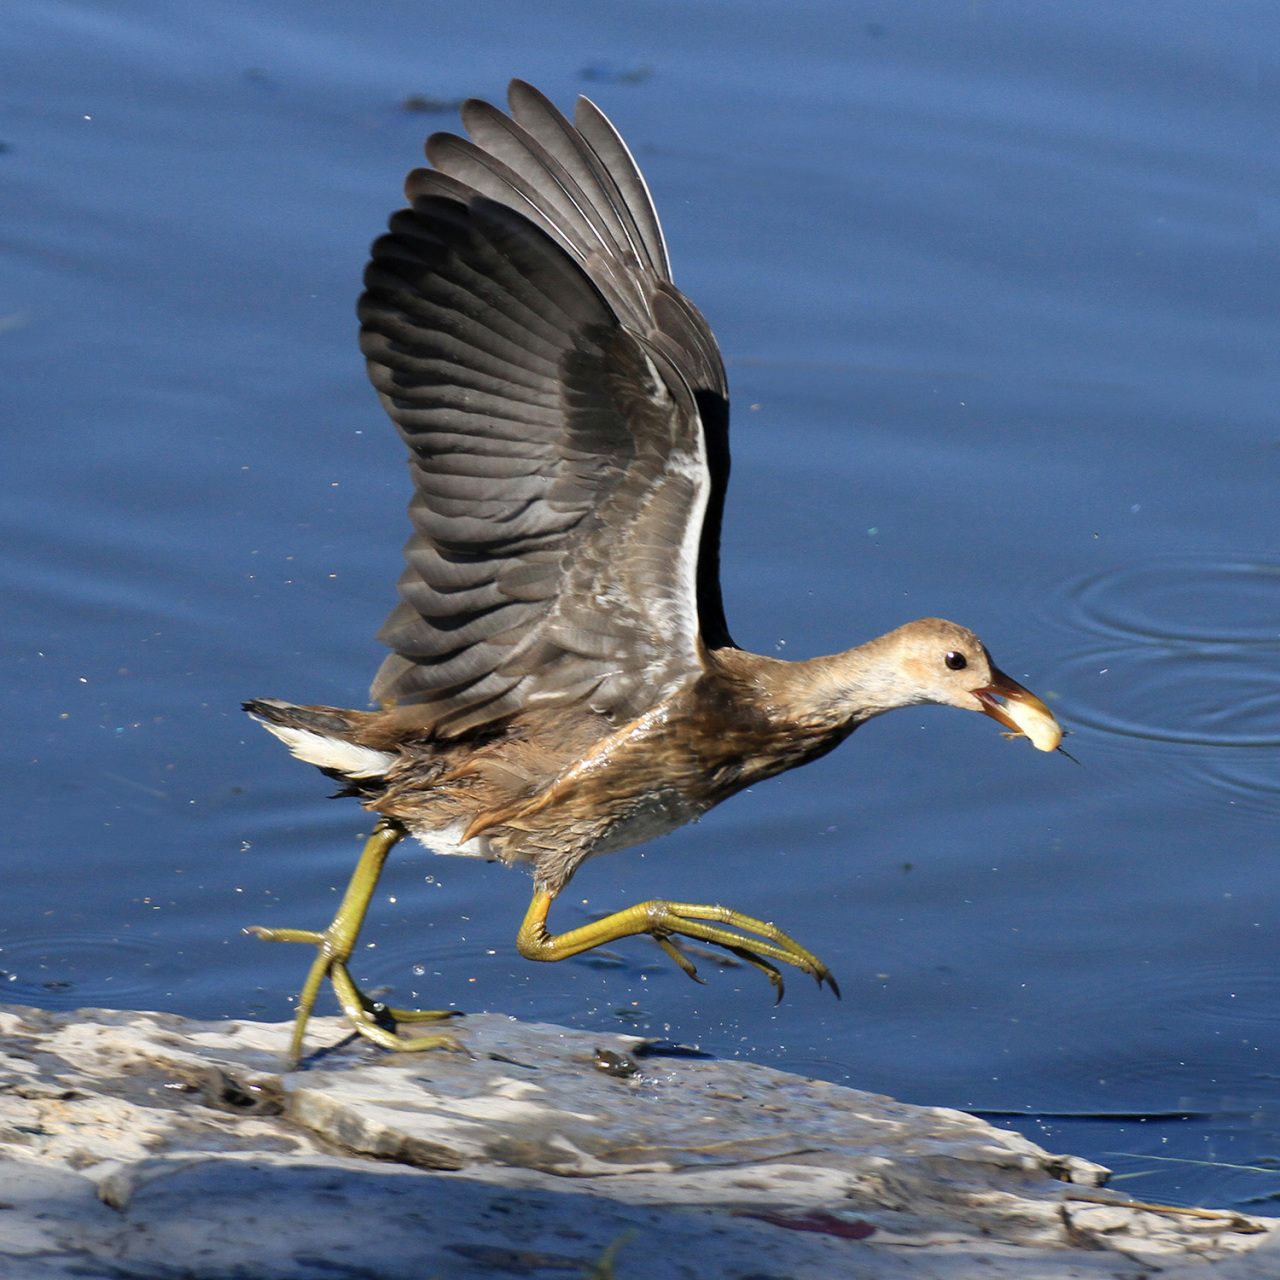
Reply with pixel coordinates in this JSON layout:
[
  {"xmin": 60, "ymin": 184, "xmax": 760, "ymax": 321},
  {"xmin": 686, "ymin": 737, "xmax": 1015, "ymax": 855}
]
[{"xmin": 244, "ymin": 80, "xmax": 1063, "ymax": 1064}]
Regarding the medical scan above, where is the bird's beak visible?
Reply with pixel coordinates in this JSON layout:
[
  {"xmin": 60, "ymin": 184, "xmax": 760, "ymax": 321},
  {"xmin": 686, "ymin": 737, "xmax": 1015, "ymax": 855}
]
[{"xmin": 974, "ymin": 670, "xmax": 1062, "ymax": 752}]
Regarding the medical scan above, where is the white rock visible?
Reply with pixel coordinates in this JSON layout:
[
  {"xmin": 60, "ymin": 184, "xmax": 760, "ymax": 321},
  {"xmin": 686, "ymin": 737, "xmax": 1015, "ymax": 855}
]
[{"xmin": 0, "ymin": 1003, "xmax": 1273, "ymax": 1278}]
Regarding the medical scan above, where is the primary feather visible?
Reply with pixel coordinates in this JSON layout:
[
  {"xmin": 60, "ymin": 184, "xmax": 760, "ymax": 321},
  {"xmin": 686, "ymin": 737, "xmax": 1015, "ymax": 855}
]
[{"xmin": 359, "ymin": 80, "xmax": 734, "ymax": 736}]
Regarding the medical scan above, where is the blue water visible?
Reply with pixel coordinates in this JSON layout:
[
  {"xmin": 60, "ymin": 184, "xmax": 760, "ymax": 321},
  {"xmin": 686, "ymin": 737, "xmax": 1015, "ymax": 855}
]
[{"xmin": 5, "ymin": 1, "xmax": 1279, "ymax": 1212}]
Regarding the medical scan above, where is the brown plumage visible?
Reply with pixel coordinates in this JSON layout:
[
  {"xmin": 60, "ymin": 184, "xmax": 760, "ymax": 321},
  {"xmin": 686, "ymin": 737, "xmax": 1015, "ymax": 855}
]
[{"xmin": 245, "ymin": 81, "xmax": 1062, "ymax": 1062}]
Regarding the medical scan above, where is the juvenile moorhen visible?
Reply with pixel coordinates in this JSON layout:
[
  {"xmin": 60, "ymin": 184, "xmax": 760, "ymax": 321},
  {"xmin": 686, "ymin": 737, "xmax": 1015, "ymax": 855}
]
[{"xmin": 245, "ymin": 81, "xmax": 1062, "ymax": 1063}]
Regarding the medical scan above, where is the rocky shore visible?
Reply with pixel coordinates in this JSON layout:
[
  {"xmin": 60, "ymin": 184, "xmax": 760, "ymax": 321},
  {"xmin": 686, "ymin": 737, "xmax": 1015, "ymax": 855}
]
[{"xmin": 0, "ymin": 1003, "xmax": 1274, "ymax": 1278}]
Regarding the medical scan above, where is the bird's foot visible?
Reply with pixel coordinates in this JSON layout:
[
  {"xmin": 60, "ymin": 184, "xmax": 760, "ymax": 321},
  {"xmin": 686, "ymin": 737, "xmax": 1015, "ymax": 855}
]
[
  {"xmin": 245, "ymin": 819, "xmax": 465, "ymax": 1064},
  {"xmin": 245, "ymin": 923, "xmax": 465, "ymax": 1064},
  {"xmin": 518, "ymin": 891, "xmax": 839, "ymax": 1003},
  {"xmin": 641, "ymin": 901, "xmax": 840, "ymax": 1002},
  {"xmin": 330, "ymin": 961, "xmax": 467, "ymax": 1054}
]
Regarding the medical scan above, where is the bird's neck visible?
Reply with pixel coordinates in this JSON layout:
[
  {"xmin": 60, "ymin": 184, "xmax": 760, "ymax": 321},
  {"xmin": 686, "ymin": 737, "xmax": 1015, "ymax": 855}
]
[
  {"xmin": 799, "ymin": 640, "xmax": 926, "ymax": 724},
  {"xmin": 709, "ymin": 631, "xmax": 922, "ymax": 735}
]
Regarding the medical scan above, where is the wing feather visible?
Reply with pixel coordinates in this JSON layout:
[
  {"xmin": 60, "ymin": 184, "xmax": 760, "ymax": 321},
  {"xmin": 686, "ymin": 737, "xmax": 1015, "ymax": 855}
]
[{"xmin": 359, "ymin": 84, "xmax": 734, "ymax": 735}]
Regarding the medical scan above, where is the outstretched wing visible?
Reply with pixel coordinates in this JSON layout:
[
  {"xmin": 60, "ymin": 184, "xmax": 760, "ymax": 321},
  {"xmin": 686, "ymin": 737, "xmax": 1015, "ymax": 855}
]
[{"xmin": 359, "ymin": 81, "xmax": 733, "ymax": 736}]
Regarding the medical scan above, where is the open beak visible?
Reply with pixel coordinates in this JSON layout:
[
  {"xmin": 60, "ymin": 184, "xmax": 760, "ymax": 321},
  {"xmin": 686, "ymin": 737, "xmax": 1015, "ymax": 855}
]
[{"xmin": 974, "ymin": 670, "xmax": 1062, "ymax": 752}]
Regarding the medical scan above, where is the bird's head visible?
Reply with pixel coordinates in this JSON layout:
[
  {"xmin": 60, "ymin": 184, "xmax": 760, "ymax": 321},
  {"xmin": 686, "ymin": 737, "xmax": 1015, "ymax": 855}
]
[{"xmin": 851, "ymin": 618, "xmax": 1062, "ymax": 751}]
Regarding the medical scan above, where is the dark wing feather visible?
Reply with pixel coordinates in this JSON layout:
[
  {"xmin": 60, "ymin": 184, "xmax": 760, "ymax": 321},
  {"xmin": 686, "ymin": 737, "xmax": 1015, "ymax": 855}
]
[{"xmin": 359, "ymin": 83, "xmax": 733, "ymax": 735}]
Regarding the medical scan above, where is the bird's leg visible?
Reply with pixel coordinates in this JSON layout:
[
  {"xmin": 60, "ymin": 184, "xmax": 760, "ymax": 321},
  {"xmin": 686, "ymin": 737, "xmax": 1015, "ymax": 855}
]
[
  {"xmin": 246, "ymin": 818, "xmax": 464, "ymax": 1063},
  {"xmin": 517, "ymin": 890, "xmax": 839, "ymax": 1001}
]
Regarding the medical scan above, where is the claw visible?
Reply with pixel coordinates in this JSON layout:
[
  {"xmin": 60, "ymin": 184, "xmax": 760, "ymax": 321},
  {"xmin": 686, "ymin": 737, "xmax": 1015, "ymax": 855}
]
[
  {"xmin": 723, "ymin": 944, "xmax": 786, "ymax": 1003},
  {"xmin": 653, "ymin": 936, "xmax": 705, "ymax": 984}
]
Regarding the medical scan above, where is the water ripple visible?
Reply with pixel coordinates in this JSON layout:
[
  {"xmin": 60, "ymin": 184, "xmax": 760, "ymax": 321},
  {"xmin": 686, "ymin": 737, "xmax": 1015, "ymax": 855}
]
[
  {"xmin": 1196, "ymin": 753, "xmax": 1280, "ymax": 818},
  {"xmin": 1060, "ymin": 558, "xmax": 1280, "ymax": 646},
  {"xmin": 1052, "ymin": 646, "xmax": 1280, "ymax": 749},
  {"xmin": 0, "ymin": 935, "xmax": 162, "ymax": 1009}
]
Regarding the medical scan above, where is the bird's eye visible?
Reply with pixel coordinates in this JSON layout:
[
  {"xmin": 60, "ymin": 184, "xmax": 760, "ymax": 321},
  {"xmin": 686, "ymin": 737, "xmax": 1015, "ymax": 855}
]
[{"xmin": 944, "ymin": 651, "xmax": 967, "ymax": 671}]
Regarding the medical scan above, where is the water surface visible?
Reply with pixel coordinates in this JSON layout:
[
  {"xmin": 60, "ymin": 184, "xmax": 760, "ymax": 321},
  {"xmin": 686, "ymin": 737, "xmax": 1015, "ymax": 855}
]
[{"xmin": 4, "ymin": 0, "xmax": 1278, "ymax": 1211}]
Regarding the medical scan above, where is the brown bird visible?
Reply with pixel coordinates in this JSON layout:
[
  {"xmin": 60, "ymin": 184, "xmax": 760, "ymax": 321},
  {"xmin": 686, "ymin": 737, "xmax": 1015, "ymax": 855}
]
[{"xmin": 245, "ymin": 80, "xmax": 1062, "ymax": 1063}]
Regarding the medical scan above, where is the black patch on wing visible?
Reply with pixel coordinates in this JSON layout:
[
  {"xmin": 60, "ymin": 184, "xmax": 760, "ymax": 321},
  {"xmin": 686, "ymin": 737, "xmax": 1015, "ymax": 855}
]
[{"xmin": 693, "ymin": 389, "xmax": 732, "ymax": 651}]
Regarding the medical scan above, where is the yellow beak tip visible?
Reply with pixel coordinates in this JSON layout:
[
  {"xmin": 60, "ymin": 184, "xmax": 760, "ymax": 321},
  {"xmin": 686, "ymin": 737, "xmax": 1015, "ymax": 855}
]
[
  {"xmin": 978, "ymin": 677, "xmax": 1063, "ymax": 753},
  {"xmin": 1004, "ymin": 702, "xmax": 1063, "ymax": 752},
  {"xmin": 1025, "ymin": 721, "xmax": 1063, "ymax": 753}
]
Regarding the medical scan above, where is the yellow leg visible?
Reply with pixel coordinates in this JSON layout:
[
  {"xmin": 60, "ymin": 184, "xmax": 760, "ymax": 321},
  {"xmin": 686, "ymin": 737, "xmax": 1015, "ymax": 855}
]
[
  {"xmin": 517, "ymin": 890, "xmax": 839, "ymax": 1002},
  {"xmin": 246, "ymin": 818, "xmax": 464, "ymax": 1064}
]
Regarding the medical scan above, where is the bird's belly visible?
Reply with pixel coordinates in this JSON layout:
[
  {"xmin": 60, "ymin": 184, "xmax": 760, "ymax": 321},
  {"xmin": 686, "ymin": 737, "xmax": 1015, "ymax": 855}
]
[
  {"xmin": 405, "ymin": 780, "xmax": 708, "ymax": 875},
  {"xmin": 585, "ymin": 787, "xmax": 706, "ymax": 861}
]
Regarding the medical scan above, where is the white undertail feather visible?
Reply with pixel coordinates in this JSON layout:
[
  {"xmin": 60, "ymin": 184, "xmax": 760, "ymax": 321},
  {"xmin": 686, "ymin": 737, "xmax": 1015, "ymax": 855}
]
[
  {"xmin": 416, "ymin": 817, "xmax": 495, "ymax": 860},
  {"xmin": 252, "ymin": 717, "xmax": 493, "ymax": 859},
  {"xmin": 256, "ymin": 721, "xmax": 395, "ymax": 780}
]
